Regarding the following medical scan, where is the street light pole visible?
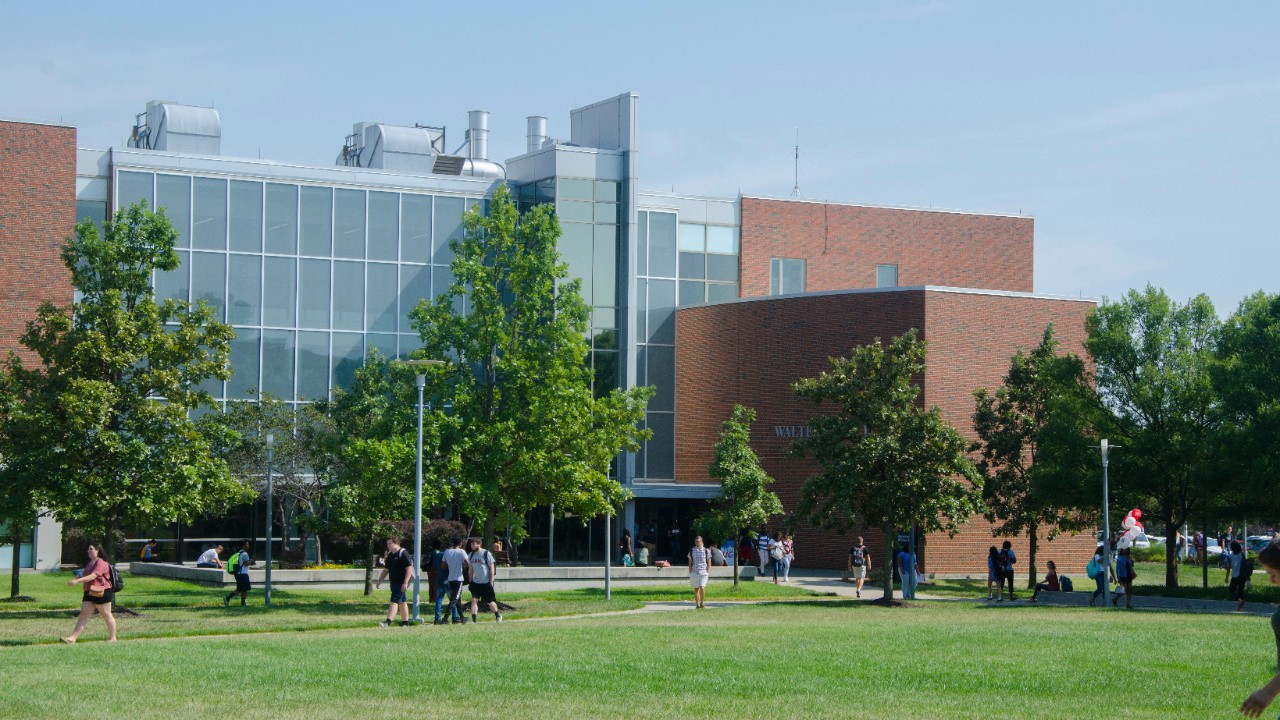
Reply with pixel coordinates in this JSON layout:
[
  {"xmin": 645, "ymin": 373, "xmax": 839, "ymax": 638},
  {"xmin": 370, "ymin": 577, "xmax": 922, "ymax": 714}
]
[
  {"xmin": 604, "ymin": 497, "xmax": 612, "ymax": 601},
  {"xmin": 264, "ymin": 433, "xmax": 274, "ymax": 607},
  {"xmin": 1100, "ymin": 438, "xmax": 1112, "ymax": 610},
  {"xmin": 393, "ymin": 358, "xmax": 445, "ymax": 625}
]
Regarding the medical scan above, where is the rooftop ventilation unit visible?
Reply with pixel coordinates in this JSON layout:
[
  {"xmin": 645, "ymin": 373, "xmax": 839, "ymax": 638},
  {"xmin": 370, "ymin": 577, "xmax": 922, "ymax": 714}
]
[
  {"xmin": 128, "ymin": 101, "xmax": 221, "ymax": 155},
  {"xmin": 337, "ymin": 112, "xmax": 504, "ymax": 179}
]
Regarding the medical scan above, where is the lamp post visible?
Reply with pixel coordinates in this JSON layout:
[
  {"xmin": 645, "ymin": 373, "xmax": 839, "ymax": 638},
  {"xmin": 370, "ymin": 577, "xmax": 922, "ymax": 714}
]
[
  {"xmin": 1100, "ymin": 438, "xmax": 1116, "ymax": 610},
  {"xmin": 604, "ymin": 497, "xmax": 612, "ymax": 601},
  {"xmin": 264, "ymin": 432, "xmax": 274, "ymax": 607},
  {"xmin": 395, "ymin": 358, "xmax": 446, "ymax": 624}
]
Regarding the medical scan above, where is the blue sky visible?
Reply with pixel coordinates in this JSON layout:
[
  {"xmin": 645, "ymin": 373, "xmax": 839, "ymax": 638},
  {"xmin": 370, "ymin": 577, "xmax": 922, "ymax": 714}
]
[{"xmin": 4, "ymin": 2, "xmax": 1277, "ymax": 313}]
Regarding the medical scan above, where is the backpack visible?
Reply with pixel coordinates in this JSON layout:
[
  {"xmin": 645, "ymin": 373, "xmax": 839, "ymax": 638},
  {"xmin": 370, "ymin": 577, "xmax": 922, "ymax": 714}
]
[
  {"xmin": 1000, "ymin": 549, "xmax": 1014, "ymax": 573},
  {"xmin": 1242, "ymin": 557, "xmax": 1255, "ymax": 579},
  {"xmin": 109, "ymin": 564, "xmax": 124, "ymax": 593},
  {"xmin": 770, "ymin": 544, "xmax": 784, "ymax": 561},
  {"xmin": 1086, "ymin": 557, "xmax": 1099, "ymax": 580},
  {"xmin": 852, "ymin": 546, "xmax": 866, "ymax": 567},
  {"xmin": 226, "ymin": 552, "xmax": 240, "ymax": 575},
  {"xmin": 1059, "ymin": 576, "xmax": 1074, "ymax": 592}
]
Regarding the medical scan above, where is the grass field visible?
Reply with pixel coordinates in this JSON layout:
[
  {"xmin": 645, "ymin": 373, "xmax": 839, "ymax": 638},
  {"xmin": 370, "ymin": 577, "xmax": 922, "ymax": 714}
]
[
  {"xmin": 0, "ymin": 572, "xmax": 819, "ymax": 646},
  {"xmin": 1, "ymin": 597, "xmax": 1274, "ymax": 719}
]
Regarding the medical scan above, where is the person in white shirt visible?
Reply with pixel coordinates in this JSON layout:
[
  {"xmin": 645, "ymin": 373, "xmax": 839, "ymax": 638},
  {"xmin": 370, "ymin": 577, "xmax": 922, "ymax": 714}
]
[
  {"xmin": 756, "ymin": 526, "xmax": 772, "ymax": 576},
  {"xmin": 196, "ymin": 544, "xmax": 224, "ymax": 569},
  {"xmin": 442, "ymin": 536, "xmax": 470, "ymax": 624},
  {"xmin": 688, "ymin": 536, "xmax": 712, "ymax": 609},
  {"xmin": 466, "ymin": 538, "xmax": 502, "ymax": 624}
]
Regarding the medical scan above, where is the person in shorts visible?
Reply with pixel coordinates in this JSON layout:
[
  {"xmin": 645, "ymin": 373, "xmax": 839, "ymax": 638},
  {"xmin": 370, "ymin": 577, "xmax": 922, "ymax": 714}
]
[
  {"xmin": 688, "ymin": 535, "xmax": 712, "ymax": 609},
  {"xmin": 61, "ymin": 542, "xmax": 117, "ymax": 643},
  {"xmin": 375, "ymin": 536, "xmax": 415, "ymax": 627},
  {"xmin": 848, "ymin": 537, "xmax": 871, "ymax": 598},
  {"xmin": 223, "ymin": 541, "xmax": 254, "ymax": 607},
  {"xmin": 1239, "ymin": 540, "xmax": 1280, "ymax": 718},
  {"xmin": 466, "ymin": 538, "xmax": 502, "ymax": 623}
]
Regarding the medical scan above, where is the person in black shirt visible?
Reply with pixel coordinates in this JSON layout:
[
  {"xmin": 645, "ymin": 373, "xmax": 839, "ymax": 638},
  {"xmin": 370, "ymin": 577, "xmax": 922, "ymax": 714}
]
[
  {"xmin": 1240, "ymin": 541, "xmax": 1280, "ymax": 718},
  {"xmin": 848, "ymin": 537, "xmax": 871, "ymax": 598},
  {"xmin": 375, "ymin": 536, "xmax": 415, "ymax": 627}
]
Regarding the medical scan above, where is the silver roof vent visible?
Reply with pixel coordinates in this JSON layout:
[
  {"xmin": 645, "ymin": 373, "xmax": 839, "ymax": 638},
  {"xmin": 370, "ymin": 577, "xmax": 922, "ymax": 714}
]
[
  {"xmin": 129, "ymin": 101, "xmax": 221, "ymax": 155},
  {"xmin": 337, "ymin": 112, "xmax": 504, "ymax": 180},
  {"xmin": 526, "ymin": 116, "xmax": 548, "ymax": 153}
]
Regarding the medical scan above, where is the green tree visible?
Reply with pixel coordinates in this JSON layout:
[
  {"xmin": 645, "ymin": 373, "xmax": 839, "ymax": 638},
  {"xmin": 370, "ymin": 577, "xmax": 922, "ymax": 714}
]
[
  {"xmin": 694, "ymin": 404, "xmax": 783, "ymax": 587},
  {"xmin": 1213, "ymin": 291, "xmax": 1280, "ymax": 520},
  {"xmin": 312, "ymin": 350, "xmax": 451, "ymax": 594},
  {"xmin": 409, "ymin": 184, "xmax": 650, "ymax": 544},
  {"xmin": 0, "ymin": 370, "xmax": 39, "ymax": 599},
  {"xmin": 201, "ymin": 393, "xmax": 329, "ymax": 561},
  {"xmin": 972, "ymin": 325, "xmax": 1097, "ymax": 588},
  {"xmin": 790, "ymin": 330, "xmax": 982, "ymax": 602},
  {"xmin": 0, "ymin": 204, "xmax": 247, "ymax": 559},
  {"xmin": 1085, "ymin": 286, "xmax": 1222, "ymax": 588}
]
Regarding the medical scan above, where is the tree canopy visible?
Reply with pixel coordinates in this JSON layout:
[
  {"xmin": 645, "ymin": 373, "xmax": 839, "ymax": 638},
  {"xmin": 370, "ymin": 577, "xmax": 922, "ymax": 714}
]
[
  {"xmin": 789, "ymin": 330, "xmax": 981, "ymax": 602},
  {"xmin": 695, "ymin": 404, "xmax": 783, "ymax": 586},
  {"xmin": 409, "ymin": 184, "xmax": 650, "ymax": 542},
  {"xmin": 0, "ymin": 204, "xmax": 248, "ymax": 556}
]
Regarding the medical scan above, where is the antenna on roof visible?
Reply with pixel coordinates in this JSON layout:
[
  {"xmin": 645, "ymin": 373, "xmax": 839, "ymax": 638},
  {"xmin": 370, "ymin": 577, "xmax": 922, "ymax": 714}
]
[{"xmin": 791, "ymin": 128, "xmax": 801, "ymax": 198}]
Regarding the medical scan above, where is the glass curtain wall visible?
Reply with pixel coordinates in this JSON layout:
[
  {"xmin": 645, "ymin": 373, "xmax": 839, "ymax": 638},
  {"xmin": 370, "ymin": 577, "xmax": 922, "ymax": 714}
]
[
  {"xmin": 116, "ymin": 169, "xmax": 475, "ymax": 411},
  {"xmin": 635, "ymin": 211, "xmax": 740, "ymax": 481}
]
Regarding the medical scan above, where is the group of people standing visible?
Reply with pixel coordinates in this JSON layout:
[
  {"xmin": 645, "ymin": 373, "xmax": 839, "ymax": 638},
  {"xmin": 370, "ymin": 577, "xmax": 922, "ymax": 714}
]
[{"xmin": 753, "ymin": 527, "xmax": 795, "ymax": 584}]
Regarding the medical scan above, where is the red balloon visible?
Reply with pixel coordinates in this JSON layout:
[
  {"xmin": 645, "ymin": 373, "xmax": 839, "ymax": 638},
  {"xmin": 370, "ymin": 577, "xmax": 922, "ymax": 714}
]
[{"xmin": 1131, "ymin": 509, "xmax": 1142, "ymax": 520}]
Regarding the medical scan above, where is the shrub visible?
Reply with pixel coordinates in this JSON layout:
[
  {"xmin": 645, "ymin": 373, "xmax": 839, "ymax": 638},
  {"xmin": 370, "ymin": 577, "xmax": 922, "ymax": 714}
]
[{"xmin": 1132, "ymin": 545, "xmax": 1166, "ymax": 563}]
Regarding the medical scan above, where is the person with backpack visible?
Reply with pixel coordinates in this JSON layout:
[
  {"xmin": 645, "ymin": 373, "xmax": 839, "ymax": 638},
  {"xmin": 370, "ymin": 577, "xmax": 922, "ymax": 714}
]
[
  {"xmin": 430, "ymin": 541, "xmax": 455, "ymax": 625},
  {"xmin": 1030, "ymin": 560, "xmax": 1060, "ymax": 602},
  {"xmin": 1113, "ymin": 547, "xmax": 1136, "ymax": 609},
  {"xmin": 1228, "ymin": 540, "xmax": 1250, "ymax": 612},
  {"xmin": 61, "ymin": 542, "xmax": 117, "ymax": 643},
  {"xmin": 223, "ymin": 540, "xmax": 254, "ymax": 607},
  {"xmin": 374, "ymin": 536, "xmax": 415, "ymax": 627},
  {"xmin": 998, "ymin": 541, "xmax": 1017, "ymax": 601},
  {"xmin": 768, "ymin": 531, "xmax": 785, "ymax": 584},
  {"xmin": 688, "ymin": 535, "xmax": 713, "ymax": 609},
  {"xmin": 848, "ymin": 537, "xmax": 871, "ymax": 598},
  {"xmin": 1239, "ymin": 541, "xmax": 1280, "ymax": 718},
  {"xmin": 1088, "ymin": 546, "xmax": 1112, "ymax": 606},
  {"xmin": 466, "ymin": 538, "xmax": 502, "ymax": 624}
]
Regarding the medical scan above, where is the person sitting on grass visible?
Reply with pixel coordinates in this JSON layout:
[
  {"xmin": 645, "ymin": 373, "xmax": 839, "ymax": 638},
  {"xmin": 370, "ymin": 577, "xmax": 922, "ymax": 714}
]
[
  {"xmin": 1239, "ymin": 541, "xmax": 1280, "ymax": 718},
  {"xmin": 196, "ymin": 544, "xmax": 224, "ymax": 569},
  {"xmin": 1030, "ymin": 560, "xmax": 1059, "ymax": 602}
]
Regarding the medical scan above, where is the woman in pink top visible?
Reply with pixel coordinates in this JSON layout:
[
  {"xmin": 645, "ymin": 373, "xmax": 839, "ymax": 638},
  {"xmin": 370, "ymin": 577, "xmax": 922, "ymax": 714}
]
[{"xmin": 61, "ymin": 542, "xmax": 117, "ymax": 643}]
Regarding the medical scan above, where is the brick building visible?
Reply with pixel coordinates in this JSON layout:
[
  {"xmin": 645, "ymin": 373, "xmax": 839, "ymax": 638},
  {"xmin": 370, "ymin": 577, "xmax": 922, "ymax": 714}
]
[{"xmin": 0, "ymin": 93, "xmax": 1096, "ymax": 571}]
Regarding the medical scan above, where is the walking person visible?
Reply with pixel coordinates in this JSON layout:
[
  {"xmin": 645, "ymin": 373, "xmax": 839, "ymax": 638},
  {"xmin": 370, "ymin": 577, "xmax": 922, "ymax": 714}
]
[
  {"xmin": 781, "ymin": 533, "xmax": 794, "ymax": 582},
  {"xmin": 223, "ymin": 541, "xmax": 254, "ymax": 607},
  {"xmin": 374, "ymin": 536, "xmax": 414, "ymax": 627},
  {"xmin": 987, "ymin": 546, "xmax": 1001, "ymax": 600},
  {"xmin": 1239, "ymin": 541, "xmax": 1280, "ymax": 718},
  {"xmin": 898, "ymin": 543, "xmax": 918, "ymax": 600},
  {"xmin": 1228, "ymin": 540, "xmax": 1249, "ymax": 612},
  {"xmin": 467, "ymin": 538, "xmax": 502, "ymax": 623},
  {"xmin": 430, "ymin": 541, "xmax": 455, "ymax": 625},
  {"xmin": 768, "ymin": 531, "xmax": 785, "ymax": 584},
  {"xmin": 756, "ymin": 526, "xmax": 772, "ymax": 577},
  {"xmin": 1113, "ymin": 547, "xmax": 1136, "ymax": 608},
  {"xmin": 688, "ymin": 535, "xmax": 712, "ymax": 609},
  {"xmin": 1089, "ymin": 546, "xmax": 1111, "ymax": 607},
  {"xmin": 998, "ymin": 541, "xmax": 1017, "ymax": 601},
  {"xmin": 619, "ymin": 529, "xmax": 633, "ymax": 565},
  {"xmin": 1030, "ymin": 560, "xmax": 1060, "ymax": 602},
  {"xmin": 61, "ymin": 542, "xmax": 117, "ymax": 644},
  {"xmin": 848, "ymin": 537, "xmax": 871, "ymax": 598},
  {"xmin": 443, "ymin": 536, "xmax": 469, "ymax": 624}
]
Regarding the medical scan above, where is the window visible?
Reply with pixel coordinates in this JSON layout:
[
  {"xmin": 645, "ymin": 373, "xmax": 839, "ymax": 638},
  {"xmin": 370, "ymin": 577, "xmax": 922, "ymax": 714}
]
[
  {"xmin": 770, "ymin": 258, "xmax": 806, "ymax": 295},
  {"xmin": 876, "ymin": 264, "xmax": 899, "ymax": 288}
]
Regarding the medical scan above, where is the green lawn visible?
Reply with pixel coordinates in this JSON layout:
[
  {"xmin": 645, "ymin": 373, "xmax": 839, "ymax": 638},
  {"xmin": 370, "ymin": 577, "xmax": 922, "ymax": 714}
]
[
  {"xmin": 0, "ymin": 572, "xmax": 819, "ymax": 646},
  {"xmin": 0, "ymin": 600, "xmax": 1272, "ymax": 719}
]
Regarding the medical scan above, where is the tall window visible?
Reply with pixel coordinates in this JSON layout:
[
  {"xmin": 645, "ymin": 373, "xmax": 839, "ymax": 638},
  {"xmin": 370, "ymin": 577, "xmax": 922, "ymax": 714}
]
[
  {"xmin": 876, "ymin": 264, "xmax": 898, "ymax": 288},
  {"xmin": 770, "ymin": 258, "xmax": 806, "ymax": 295}
]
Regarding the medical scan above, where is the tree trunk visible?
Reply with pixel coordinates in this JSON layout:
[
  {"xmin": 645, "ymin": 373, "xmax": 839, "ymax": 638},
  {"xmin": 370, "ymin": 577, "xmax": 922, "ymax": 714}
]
[
  {"xmin": 1164, "ymin": 508, "xmax": 1178, "ymax": 588},
  {"xmin": 733, "ymin": 545, "xmax": 740, "ymax": 588},
  {"xmin": 1027, "ymin": 523, "xmax": 1039, "ymax": 590},
  {"xmin": 9, "ymin": 535, "xmax": 20, "ymax": 599},
  {"xmin": 363, "ymin": 533, "xmax": 375, "ymax": 596},
  {"xmin": 482, "ymin": 516, "xmax": 495, "ymax": 550},
  {"xmin": 882, "ymin": 521, "xmax": 895, "ymax": 601}
]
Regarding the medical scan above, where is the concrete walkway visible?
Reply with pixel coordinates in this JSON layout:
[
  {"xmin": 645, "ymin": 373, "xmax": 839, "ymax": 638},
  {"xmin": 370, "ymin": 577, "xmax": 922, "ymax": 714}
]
[{"xmin": 1032, "ymin": 589, "xmax": 1276, "ymax": 617}]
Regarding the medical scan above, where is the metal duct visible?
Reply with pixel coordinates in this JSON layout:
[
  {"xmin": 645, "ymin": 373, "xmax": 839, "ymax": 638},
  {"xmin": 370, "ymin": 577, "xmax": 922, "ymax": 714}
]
[
  {"xmin": 526, "ymin": 115, "xmax": 548, "ymax": 153},
  {"xmin": 467, "ymin": 110, "xmax": 489, "ymax": 161}
]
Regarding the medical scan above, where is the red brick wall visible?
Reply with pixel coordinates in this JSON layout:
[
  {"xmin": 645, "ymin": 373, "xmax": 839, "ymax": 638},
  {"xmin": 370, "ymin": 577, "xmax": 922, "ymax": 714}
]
[
  {"xmin": 674, "ymin": 288, "xmax": 1098, "ymax": 576},
  {"xmin": 738, "ymin": 197, "xmax": 1034, "ymax": 296},
  {"xmin": 0, "ymin": 121, "xmax": 76, "ymax": 363}
]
